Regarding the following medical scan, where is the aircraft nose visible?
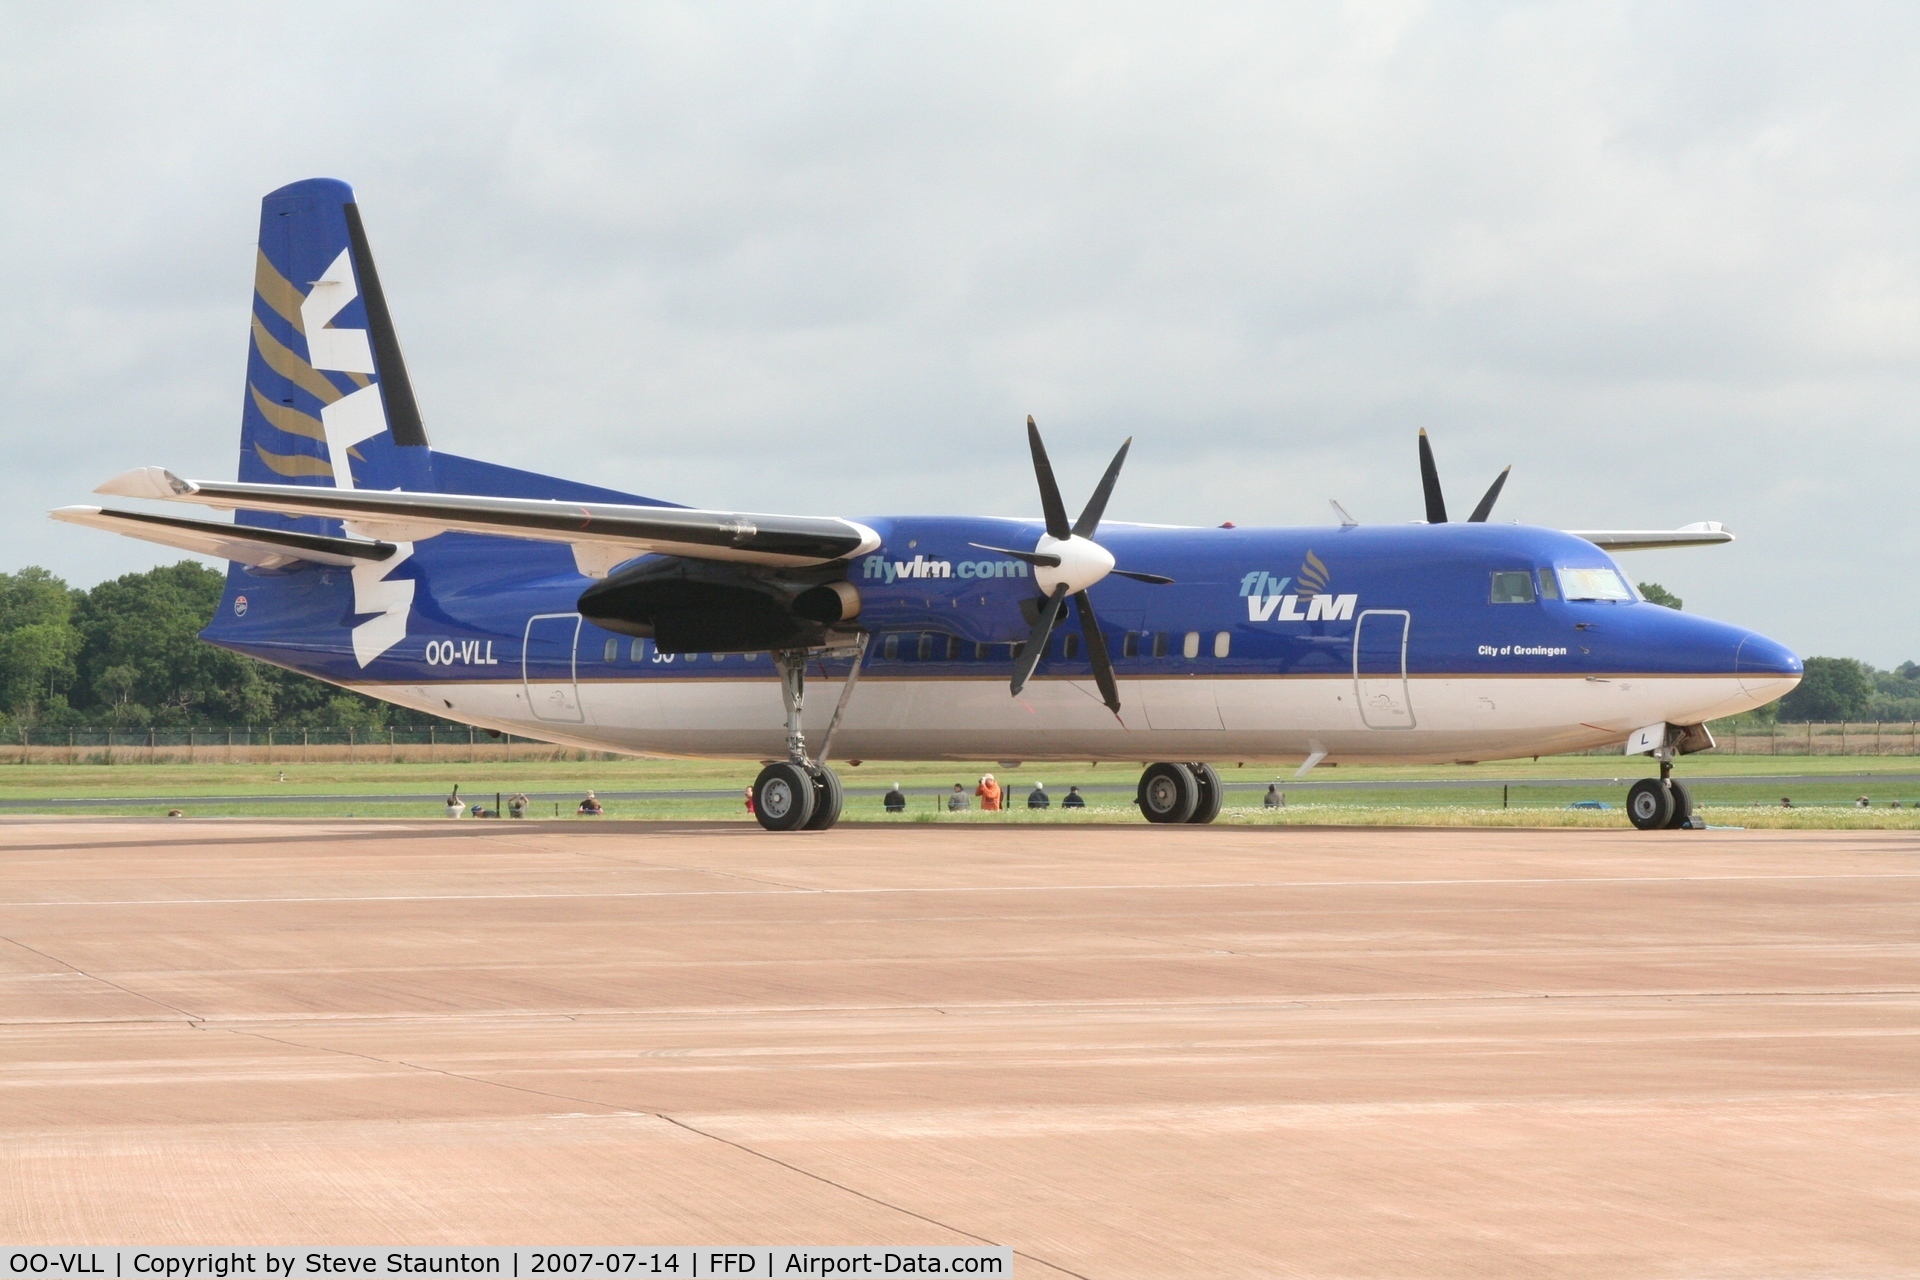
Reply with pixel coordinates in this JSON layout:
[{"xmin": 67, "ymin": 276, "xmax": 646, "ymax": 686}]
[{"xmin": 1736, "ymin": 632, "xmax": 1802, "ymax": 698}]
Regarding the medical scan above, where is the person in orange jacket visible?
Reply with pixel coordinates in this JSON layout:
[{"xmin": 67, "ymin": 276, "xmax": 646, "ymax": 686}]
[{"xmin": 975, "ymin": 773, "xmax": 1002, "ymax": 811}]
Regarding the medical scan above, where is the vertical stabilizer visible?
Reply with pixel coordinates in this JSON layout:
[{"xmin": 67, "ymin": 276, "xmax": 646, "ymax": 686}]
[{"xmin": 242, "ymin": 178, "xmax": 430, "ymax": 497}]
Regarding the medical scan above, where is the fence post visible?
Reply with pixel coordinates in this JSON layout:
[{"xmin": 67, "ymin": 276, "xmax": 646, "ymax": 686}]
[
  {"xmin": 468, "ymin": 725, "xmax": 475, "ymax": 764},
  {"xmin": 429, "ymin": 724, "xmax": 435, "ymax": 762},
  {"xmin": 389, "ymin": 725, "xmax": 396, "ymax": 763},
  {"xmin": 303, "ymin": 728, "xmax": 309, "ymax": 763},
  {"xmin": 68, "ymin": 728, "xmax": 74, "ymax": 766},
  {"xmin": 348, "ymin": 725, "xmax": 355, "ymax": 762}
]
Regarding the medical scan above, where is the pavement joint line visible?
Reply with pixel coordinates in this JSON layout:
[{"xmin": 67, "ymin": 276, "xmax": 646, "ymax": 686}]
[
  {"xmin": 0, "ymin": 931, "xmax": 204, "ymax": 1024},
  {"xmin": 4, "ymin": 869, "xmax": 1920, "ymax": 910},
  {"xmin": 213, "ymin": 1023, "xmax": 1081, "ymax": 1279}
]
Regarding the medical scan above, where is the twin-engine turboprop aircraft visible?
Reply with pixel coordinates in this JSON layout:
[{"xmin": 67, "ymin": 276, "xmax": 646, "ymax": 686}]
[{"xmin": 55, "ymin": 178, "xmax": 1802, "ymax": 832}]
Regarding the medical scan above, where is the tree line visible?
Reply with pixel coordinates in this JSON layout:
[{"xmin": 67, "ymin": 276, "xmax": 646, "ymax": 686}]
[
  {"xmin": 0, "ymin": 562, "xmax": 401, "ymax": 730},
  {"xmin": 0, "ymin": 564, "xmax": 1909, "ymax": 729}
]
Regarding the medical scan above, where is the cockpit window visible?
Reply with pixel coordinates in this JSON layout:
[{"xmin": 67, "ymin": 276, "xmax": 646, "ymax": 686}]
[
  {"xmin": 1558, "ymin": 567, "xmax": 1633, "ymax": 601},
  {"xmin": 1538, "ymin": 568, "xmax": 1559, "ymax": 600},
  {"xmin": 1490, "ymin": 571, "xmax": 1536, "ymax": 604}
]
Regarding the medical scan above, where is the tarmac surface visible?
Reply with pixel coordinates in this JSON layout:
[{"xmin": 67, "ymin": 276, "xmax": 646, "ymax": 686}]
[{"xmin": 2, "ymin": 818, "xmax": 1916, "ymax": 1276}]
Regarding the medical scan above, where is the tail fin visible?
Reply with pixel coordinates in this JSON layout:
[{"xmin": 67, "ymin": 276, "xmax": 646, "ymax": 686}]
[{"xmin": 242, "ymin": 178, "xmax": 431, "ymax": 499}]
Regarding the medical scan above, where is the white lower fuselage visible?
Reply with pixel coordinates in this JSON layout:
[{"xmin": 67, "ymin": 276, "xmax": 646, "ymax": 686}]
[{"xmin": 357, "ymin": 670, "xmax": 1795, "ymax": 764}]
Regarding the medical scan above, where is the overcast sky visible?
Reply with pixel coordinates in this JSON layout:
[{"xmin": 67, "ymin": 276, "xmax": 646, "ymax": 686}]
[{"xmin": 3, "ymin": 3, "xmax": 1916, "ymax": 663}]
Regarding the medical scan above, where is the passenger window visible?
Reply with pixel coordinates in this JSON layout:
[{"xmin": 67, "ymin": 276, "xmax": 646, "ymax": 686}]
[
  {"xmin": 745, "ymin": 652, "xmax": 759, "ymax": 661},
  {"xmin": 604, "ymin": 637, "xmax": 619, "ymax": 662},
  {"xmin": 630, "ymin": 638, "xmax": 646, "ymax": 661},
  {"xmin": 1063, "ymin": 633, "xmax": 1080, "ymax": 660},
  {"xmin": 1537, "ymin": 569, "xmax": 1559, "ymax": 600},
  {"xmin": 1490, "ymin": 571, "xmax": 1536, "ymax": 604},
  {"xmin": 946, "ymin": 635, "xmax": 962, "ymax": 660},
  {"xmin": 1123, "ymin": 632, "xmax": 1139, "ymax": 659},
  {"xmin": 917, "ymin": 633, "xmax": 933, "ymax": 661},
  {"xmin": 1152, "ymin": 632, "xmax": 1169, "ymax": 659},
  {"xmin": 1213, "ymin": 631, "xmax": 1230, "ymax": 659},
  {"xmin": 974, "ymin": 641, "xmax": 989, "ymax": 660},
  {"xmin": 1182, "ymin": 631, "xmax": 1200, "ymax": 659},
  {"xmin": 882, "ymin": 635, "xmax": 899, "ymax": 661}
]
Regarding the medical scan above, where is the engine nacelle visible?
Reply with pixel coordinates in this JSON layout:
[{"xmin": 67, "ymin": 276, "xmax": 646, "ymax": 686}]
[{"xmin": 577, "ymin": 557, "xmax": 859, "ymax": 654}]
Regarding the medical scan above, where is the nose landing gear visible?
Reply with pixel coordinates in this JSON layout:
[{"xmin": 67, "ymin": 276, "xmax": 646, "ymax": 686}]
[
  {"xmin": 1626, "ymin": 748, "xmax": 1699, "ymax": 831},
  {"xmin": 1137, "ymin": 762, "xmax": 1224, "ymax": 824}
]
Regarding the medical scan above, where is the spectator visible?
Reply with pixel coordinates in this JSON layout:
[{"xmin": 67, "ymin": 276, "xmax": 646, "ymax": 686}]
[
  {"xmin": 1264, "ymin": 784, "xmax": 1284, "ymax": 809},
  {"xmin": 884, "ymin": 783, "xmax": 907, "ymax": 813},
  {"xmin": 1061, "ymin": 786, "xmax": 1085, "ymax": 810},
  {"xmin": 948, "ymin": 783, "xmax": 970, "ymax": 812},
  {"xmin": 1781, "ymin": 797, "xmax": 1793, "ymax": 808},
  {"xmin": 1027, "ymin": 781, "xmax": 1050, "ymax": 810},
  {"xmin": 445, "ymin": 786, "xmax": 465, "ymax": 820},
  {"xmin": 1857, "ymin": 795, "xmax": 1871, "ymax": 808},
  {"xmin": 743, "ymin": 786, "xmax": 756, "ymax": 817},
  {"xmin": 578, "ymin": 791, "xmax": 604, "ymax": 815},
  {"xmin": 976, "ymin": 773, "xmax": 1003, "ymax": 811},
  {"xmin": 508, "ymin": 793, "xmax": 528, "ymax": 819}
]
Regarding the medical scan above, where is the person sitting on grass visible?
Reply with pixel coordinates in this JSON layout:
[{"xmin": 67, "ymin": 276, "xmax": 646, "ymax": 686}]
[
  {"xmin": 884, "ymin": 783, "xmax": 907, "ymax": 813},
  {"xmin": 508, "ymin": 793, "xmax": 528, "ymax": 819},
  {"xmin": 743, "ymin": 786, "xmax": 756, "ymax": 816},
  {"xmin": 1061, "ymin": 786, "xmax": 1085, "ymax": 810},
  {"xmin": 1264, "ymin": 784, "xmax": 1284, "ymax": 808},
  {"xmin": 578, "ymin": 790, "xmax": 604, "ymax": 815},
  {"xmin": 948, "ymin": 783, "xmax": 969, "ymax": 812},
  {"xmin": 445, "ymin": 786, "xmax": 465, "ymax": 819},
  {"xmin": 1027, "ymin": 781, "xmax": 1049, "ymax": 810}
]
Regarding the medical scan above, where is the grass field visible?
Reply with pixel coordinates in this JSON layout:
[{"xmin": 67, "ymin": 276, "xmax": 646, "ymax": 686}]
[{"xmin": 1, "ymin": 754, "xmax": 1917, "ymax": 827}]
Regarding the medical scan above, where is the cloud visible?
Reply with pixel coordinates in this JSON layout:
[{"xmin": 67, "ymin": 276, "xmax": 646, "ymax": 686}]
[{"xmin": 2, "ymin": 3, "xmax": 1916, "ymax": 661}]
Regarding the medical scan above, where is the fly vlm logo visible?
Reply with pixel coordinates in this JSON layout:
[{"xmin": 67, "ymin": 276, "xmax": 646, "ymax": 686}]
[
  {"xmin": 862, "ymin": 554, "xmax": 1031, "ymax": 584},
  {"xmin": 1240, "ymin": 549, "xmax": 1357, "ymax": 622}
]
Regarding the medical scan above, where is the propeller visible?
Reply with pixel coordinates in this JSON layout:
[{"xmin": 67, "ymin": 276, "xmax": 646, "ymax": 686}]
[
  {"xmin": 1417, "ymin": 428, "xmax": 1510, "ymax": 524},
  {"xmin": 970, "ymin": 416, "xmax": 1171, "ymax": 715}
]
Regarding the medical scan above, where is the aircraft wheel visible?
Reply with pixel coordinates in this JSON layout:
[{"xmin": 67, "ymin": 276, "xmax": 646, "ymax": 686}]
[
  {"xmin": 1186, "ymin": 763, "xmax": 1223, "ymax": 824},
  {"xmin": 803, "ymin": 765, "xmax": 844, "ymax": 831},
  {"xmin": 753, "ymin": 762, "xmax": 816, "ymax": 832},
  {"xmin": 1627, "ymin": 778, "xmax": 1674, "ymax": 831},
  {"xmin": 1664, "ymin": 779, "xmax": 1694, "ymax": 829},
  {"xmin": 1138, "ymin": 762, "xmax": 1198, "ymax": 824}
]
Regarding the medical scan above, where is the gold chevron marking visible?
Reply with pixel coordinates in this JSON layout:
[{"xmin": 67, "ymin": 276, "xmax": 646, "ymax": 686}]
[
  {"xmin": 348, "ymin": 371, "xmax": 370, "ymax": 388},
  {"xmin": 248, "ymin": 383, "xmax": 326, "ymax": 442},
  {"xmin": 254, "ymin": 442, "xmax": 334, "ymax": 479},
  {"xmin": 253, "ymin": 250, "xmax": 306, "ymax": 332},
  {"xmin": 348, "ymin": 445, "xmax": 366, "ymax": 461},
  {"xmin": 1298, "ymin": 549, "xmax": 1329, "ymax": 596},
  {"xmin": 251, "ymin": 314, "xmax": 341, "ymax": 405}
]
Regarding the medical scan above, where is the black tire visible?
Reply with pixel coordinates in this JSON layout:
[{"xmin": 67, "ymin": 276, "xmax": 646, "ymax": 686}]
[
  {"xmin": 753, "ymin": 762, "xmax": 816, "ymax": 832},
  {"xmin": 803, "ymin": 765, "xmax": 843, "ymax": 831},
  {"xmin": 1627, "ymin": 778, "xmax": 1674, "ymax": 831},
  {"xmin": 1138, "ymin": 762, "xmax": 1198, "ymax": 824},
  {"xmin": 1186, "ymin": 762, "xmax": 1223, "ymax": 824},
  {"xmin": 1664, "ymin": 779, "xmax": 1694, "ymax": 829}
]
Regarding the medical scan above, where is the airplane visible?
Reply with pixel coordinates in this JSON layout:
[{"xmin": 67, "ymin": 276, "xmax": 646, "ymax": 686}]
[{"xmin": 53, "ymin": 178, "xmax": 1802, "ymax": 833}]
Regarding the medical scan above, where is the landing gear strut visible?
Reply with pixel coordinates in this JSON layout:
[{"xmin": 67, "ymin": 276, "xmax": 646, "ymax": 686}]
[
  {"xmin": 1137, "ymin": 762, "xmax": 1224, "ymax": 824},
  {"xmin": 751, "ymin": 639, "xmax": 864, "ymax": 833}
]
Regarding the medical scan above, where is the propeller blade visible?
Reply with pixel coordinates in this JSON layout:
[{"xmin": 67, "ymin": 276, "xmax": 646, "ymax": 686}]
[
  {"xmin": 1026, "ymin": 416, "xmax": 1073, "ymax": 541},
  {"xmin": 1109, "ymin": 568, "xmax": 1174, "ymax": 585},
  {"xmin": 1418, "ymin": 428, "xmax": 1448, "ymax": 524},
  {"xmin": 1072, "ymin": 590, "xmax": 1121, "ymax": 715},
  {"xmin": 1009, "ymin": 583, "xmax": 1071, "ymax": 697},
  {"xmin": 1071, "ymin": 437, "xmax": 1132, "ymax": 538},
  {"xmin": 968, "ymin": 542, "xmax": 1061, "ymax": 568},
  {"xmin": 1466, "ymin": 466, "xmax": 1511, "ymax": 523}
]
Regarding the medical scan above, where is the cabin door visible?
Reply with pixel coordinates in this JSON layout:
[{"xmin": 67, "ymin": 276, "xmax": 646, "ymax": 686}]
[
  {"xmin": 1353, "ymin": 609, "xmax": 1415, "ymax": 729},
  {"xmin": 523, "ymin": 613, "xmax": 586, "ymax": 723}
]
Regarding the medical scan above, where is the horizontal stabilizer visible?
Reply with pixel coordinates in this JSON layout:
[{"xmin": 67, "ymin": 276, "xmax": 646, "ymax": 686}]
[
  {"xmin": 1564, "ymin": 522, "xmax": 1733, "ymax": 551},
  {"xmin": 90, "ymin": 469, "xmax": 881, "ymax": 574},
  {"xmin": 51, "ymin": 506, "xmax": 395, "ymax": 569}
]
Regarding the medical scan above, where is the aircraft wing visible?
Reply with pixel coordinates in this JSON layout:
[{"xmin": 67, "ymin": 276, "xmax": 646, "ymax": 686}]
[
  {"xmin": 1563, "ymin": 522, "xmax": 1733, "ymax": 551},
  {"xmin": 51, "ymin": 505, "xmax": 396, "ymax": 569},
  {"xmin": 91, "ymin": 467, "xmax": 880, "ymax": 576}
]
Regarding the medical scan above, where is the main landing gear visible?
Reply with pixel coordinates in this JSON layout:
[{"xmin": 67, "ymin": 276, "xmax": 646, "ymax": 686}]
[
  {"xmin": 751, "ymin": 641, "xmax": 863, "ymax": 833},
  {"xmin": 1626, "ymin": 753, "xmax": 1696, "ymax": 832},
  {"xmin": 1136, "ymin": 762, "xmax": 1224, "ymax": 824}
]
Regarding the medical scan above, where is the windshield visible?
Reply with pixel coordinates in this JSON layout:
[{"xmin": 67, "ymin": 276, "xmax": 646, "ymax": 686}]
[{"xmin": 1557, "ymin": 566, "xmax": 1634, "ymax": 601}]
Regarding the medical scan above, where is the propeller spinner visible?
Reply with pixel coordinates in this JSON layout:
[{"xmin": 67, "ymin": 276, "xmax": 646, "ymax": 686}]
[{"xmin": 969, "ymin": 416, "xmax": 1171, "ymax": 716}]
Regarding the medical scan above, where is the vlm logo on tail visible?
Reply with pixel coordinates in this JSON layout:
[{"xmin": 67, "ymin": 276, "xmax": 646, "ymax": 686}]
[{"xmin": 1240, "ymin": 549, "xmax": 1356, "ymax": 622}]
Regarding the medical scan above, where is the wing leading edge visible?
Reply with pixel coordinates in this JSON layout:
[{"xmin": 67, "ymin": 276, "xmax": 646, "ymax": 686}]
[{"xmin": 1563, "ymin": 522, "xmax": 1733, "ymax": 551}]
